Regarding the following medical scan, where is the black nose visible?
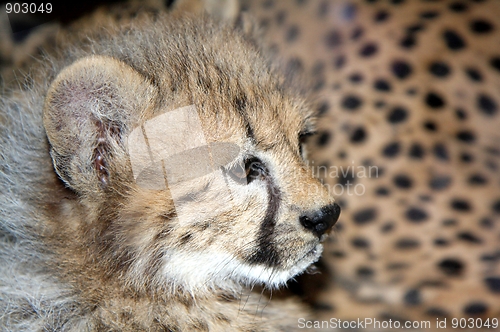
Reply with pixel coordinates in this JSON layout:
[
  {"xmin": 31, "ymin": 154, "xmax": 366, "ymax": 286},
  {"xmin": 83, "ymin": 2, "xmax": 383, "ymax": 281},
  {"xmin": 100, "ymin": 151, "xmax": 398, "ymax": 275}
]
[{"xmin": 300, "ymin": 203, "xmax": 341, "ymax": 238}]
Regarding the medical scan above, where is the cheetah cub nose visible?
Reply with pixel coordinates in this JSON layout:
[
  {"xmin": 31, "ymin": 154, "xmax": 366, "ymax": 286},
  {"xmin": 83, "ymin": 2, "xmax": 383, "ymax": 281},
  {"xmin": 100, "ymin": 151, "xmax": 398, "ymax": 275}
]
[{"xmin": 300, "ymin": 203, "xmax": 341, "ymax": 238}]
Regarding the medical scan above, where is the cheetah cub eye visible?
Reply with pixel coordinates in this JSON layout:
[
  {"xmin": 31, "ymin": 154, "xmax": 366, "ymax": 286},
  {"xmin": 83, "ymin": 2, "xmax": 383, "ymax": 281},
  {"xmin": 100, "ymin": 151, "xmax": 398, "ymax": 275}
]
[{"xmin": 225, "ymin": 157, "xmax": 268, "ymax": 184}]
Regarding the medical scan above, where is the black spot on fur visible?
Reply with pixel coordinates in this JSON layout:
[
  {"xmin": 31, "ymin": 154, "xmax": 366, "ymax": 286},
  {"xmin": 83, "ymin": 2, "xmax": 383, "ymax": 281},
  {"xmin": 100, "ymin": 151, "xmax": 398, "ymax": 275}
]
[
  {"xmin": 356, "ymin": 266, "xmax": 374, "ymax": 279},
  {"xmin": 419, "ymin": 194, "xmax": 433, "ymax": 202},
  {"xmin": 353, "ymin": 207, "xmax": 377, "ymax": 225},
  {"xmin": 490, "ymin": 56, "xmax": 500, "ymax": 72},
  {"xmin": 374, "ymin": 79, "xmax": 391, "ymax": 92},
  {"xmin": 424, "ymin": 121, "xmax": 438, "ymax": 132},
  {"xmin": 433, "ymin": 143, "xmax": 449, "ymax": 161},
  {"xmin": 400, "ymin": 34, "xmax": 416, "ymax": 49},
  {"xmin": 393, "ymin": 174, "xmax": 413, "ymax": 189},
  {"xmin": 429, "ymin": 61, "xmax": 451, "ymax": 77},
  {"xmin": 426, "ymin": 307, "xmax": 450, "ymax": 317},
  {"xmin": 409, "ymin": 143, "xmax": 425, "ymax": 159},
  {"xmin": 443, "ymin": 30, "xmax": 466, "ymax": 50},
  {"xmin": 463, "ymin": 302, "xmax": 488, "ymax": 315},
  {"xmin": 380, "ymin": 222, "xmax": 394, "ymax": 233},
  {"xmin": 317, "ymin": 131, "xmax": 331, "ymax": 146},
  {"xmin": 425, "ymin": 92, "xmax": 446, "ymax": 109},
  {"xmin": 395, "ymin": 238, "xmax": 420, "ymax": 249},
  {"xmin": 470, "ymin": 19, "xmax": 493, "ymax": 34},
  {"xmin": 386, "ymin": 262, "xmax": 409, "ymax": 270},
  {"xmin": 325, "ymin": 29, "xmax": 342, "ymax": 49},
  {"xmin": 486, "ymin": 147, "xmax": 500, "ymax": 156},
  {"xmin": 434, "ymin": 238, "xmax": 449, "ymax": 247},
  {"xmin": 374, "ymin": 100, "xmax": 386, "ymax": 109},
  {"xmin": 351, "ymin": 26, "xmax": 364, "ymax": 40},
  {"xmin": 341, "ymin": 95, "xmax": 363, "ymax": 111},
  {"xmin": 286, "ymin": 57, "xmax": 303, "ymax": 74},
  {"xmin": 420, "ymin": 11, "xmax": 439, "ymax": 19},
  {"xmin": 449, "ymin": 2, "xmax": 468, "ymax": 12},
  {"xmin": 164, "ymin": 0, "xmax": 176, "ymax": 8},
  {"xmin": 333, "ymin": 55, "xmax": 346, "ymax": 70},
  {"xmin": 451, "ymin": 198, "xmax": 472, "ymax": 211},
  {"xmin": 359, "ymin": 43, "xmax": 378, "ymax": 57},
  {"xmin": 404, "ymin": 289, "xmax": 421, "ymax": 305},
  {"xmin": 285, "ymin": 25, "xmax": 300, "ymax": 42},
  {"xmin": 374, "ymin": 10, "xmax": 390, "ymax": 22},
  {"xmin": 338, "ymin": 172, "xmax": 355, "ymax": 186},
  {"xmin": 349, "ymin": 73, "xmax": 364, "ymax": 83},
  {"xmin": 438, "ymin": 258, "xmax": 464, "ymax": 276},
  {"xmin": 429, "ymin": 175, "xmax": 451, "ymax": 190},
  {"xmin": 406, "ymin": 207, "xmax": 428, "ymax": 222},
  {"xmin": 480, "ymin": 217, "xmax": 494, "ymax": 229},
  {"xmin": 312, "ymin": 61, "xmax": 325, "ymax": 75},
  {"xmin": 351, "ymin": 237, "xmax": 370, "ymax": 249},
  {"xmin": 468, "ymin": 173, "xmax": 487, "ymax": 185},
  {"xmin": 262, "ymin": 0, "xmax": 275, "ymax": 9},
  {"xmin": 456, "ymin": 130, "xmax": 475, "ymax": 143},
  {"xmin": 477, "ymin": 94, "xmax": 497, "ymax": 116},
  {"xmin": 491, "ymin": 199, "xmax": 500, "ymax": 214},
  {"xmin": 382, "ymin": 142, "xmax": 400, "ymax": 158},
  {"xmin": 465, "ymin": 68, "xmax": 482, "ymax": 82},
  {"xmin": 342, "ymin": 3, "xmax": 357, "ymax": 21},
  {"xmin": 442, "ymin": 219, "xmax": 457, "ymax": 227},
  {"xmin": 406, "ymin": 24, "xmax": 424, "ymax": 34},
  {"xmin": 480, "ymin": 252, "xmax": 497, "ymax": 261},
  {"xmin": 317, "ymin": 100, "xmax": 330, "ymax": 115},
  {"xmin": 330, "ymin": 250, "xmax": 345, "ymax": 258},
  {"xmin": 317, "ymin": 1, "xmax": 331, "ymax": 18},
  {"xmin": 406, "ymin": 88, "xmax": 417, "ymax": 96},
  {"xmin": 350, "ymin": 127, "xmax": 367, "ymax": 143},
  {"xmin": 460, "ymin": 152, "xmax": 474, "ymax": 163},
  {"xmin": 457, "ymin": 231, "xmax": 482, "ymax": 244},
  {"xmin": 484, "ymin": 277, "xmax": 500, "ymax": 293},
  {"xmin": 387, "ymin": 107, "xmax": 408, "ymax": 123},
  {"xmin": 455, "ymin": 108, "xmax": 467, "ymax": 120},
  {"xmin": 391, "ymin": 60, "xmax": 412, "ymax": 79},
  {"xmin": 275, "ymin": 10, "xmax": 287, "ymax": 25},
  {"xmin": 376, "ymin": 187, "xmax": 391, "ymax": 196},
  {"xmin": 313, "ymin": 77, "xmax": 325, "ymax": 92}
]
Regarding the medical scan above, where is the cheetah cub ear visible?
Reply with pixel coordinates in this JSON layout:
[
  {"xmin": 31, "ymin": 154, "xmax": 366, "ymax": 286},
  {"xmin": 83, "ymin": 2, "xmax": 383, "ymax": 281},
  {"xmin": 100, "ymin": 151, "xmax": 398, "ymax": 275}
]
[{"xmin": 43, "ymin": 56, "xmax": 156, "ymax": 197}]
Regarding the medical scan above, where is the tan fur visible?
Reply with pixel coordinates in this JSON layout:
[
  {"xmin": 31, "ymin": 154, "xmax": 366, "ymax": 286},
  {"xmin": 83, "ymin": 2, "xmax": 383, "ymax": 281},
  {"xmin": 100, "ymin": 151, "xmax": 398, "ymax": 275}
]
[{"xmin": 0, "ymin": 5, "xmax": 338, "ymax": 331}]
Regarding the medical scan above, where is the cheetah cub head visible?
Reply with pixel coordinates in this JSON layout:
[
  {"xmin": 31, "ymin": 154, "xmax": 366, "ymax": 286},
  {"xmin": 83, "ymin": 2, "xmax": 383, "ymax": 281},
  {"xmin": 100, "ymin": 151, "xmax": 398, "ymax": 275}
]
[{"xmin": 43, "ymin": 19, "xmax": 340, "ymax": 295}]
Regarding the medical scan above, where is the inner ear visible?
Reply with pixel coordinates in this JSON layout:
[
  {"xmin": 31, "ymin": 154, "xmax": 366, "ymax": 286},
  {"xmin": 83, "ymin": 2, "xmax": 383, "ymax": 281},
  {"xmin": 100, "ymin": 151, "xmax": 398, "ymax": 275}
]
[
  {"xmin": 93, "ymin": 120, "xmax": 122, "ymax": 188},
  {"xmin": 43, "ymin": 55, "xmax": 157, "ymax": 194}
]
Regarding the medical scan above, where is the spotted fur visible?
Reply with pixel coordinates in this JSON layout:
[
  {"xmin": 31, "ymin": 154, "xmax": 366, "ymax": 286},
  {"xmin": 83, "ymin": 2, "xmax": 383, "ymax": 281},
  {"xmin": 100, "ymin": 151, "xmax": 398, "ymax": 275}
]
[{"xmin": 241, "ymin": 0, "xmax": 500, "ymax": 321}]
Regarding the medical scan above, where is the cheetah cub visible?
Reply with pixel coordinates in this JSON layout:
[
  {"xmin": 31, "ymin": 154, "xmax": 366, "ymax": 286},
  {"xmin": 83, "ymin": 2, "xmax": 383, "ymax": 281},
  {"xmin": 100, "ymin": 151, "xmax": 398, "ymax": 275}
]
[{"xmin": 0, "ymin": 6, "xmax": 340, "ymax": 332}]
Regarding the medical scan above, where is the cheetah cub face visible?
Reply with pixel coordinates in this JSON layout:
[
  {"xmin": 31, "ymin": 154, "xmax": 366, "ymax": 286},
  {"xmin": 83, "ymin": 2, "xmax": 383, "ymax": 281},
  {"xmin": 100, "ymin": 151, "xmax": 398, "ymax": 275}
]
[{"xmin": 42, "ymin": 17, "xmax": 340, "ymax": 295}]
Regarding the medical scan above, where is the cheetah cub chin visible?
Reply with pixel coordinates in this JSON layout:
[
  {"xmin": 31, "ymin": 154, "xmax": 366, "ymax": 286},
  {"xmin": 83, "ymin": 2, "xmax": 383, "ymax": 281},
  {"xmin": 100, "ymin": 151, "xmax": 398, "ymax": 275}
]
[{"xmin": 0, "ymin": 9, "xmax": 340, "ymax": 332}]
